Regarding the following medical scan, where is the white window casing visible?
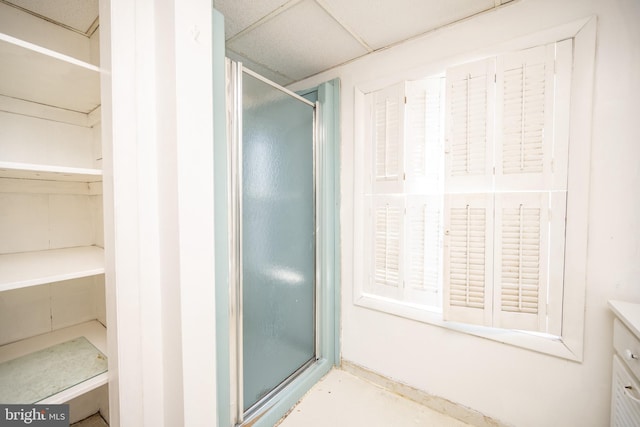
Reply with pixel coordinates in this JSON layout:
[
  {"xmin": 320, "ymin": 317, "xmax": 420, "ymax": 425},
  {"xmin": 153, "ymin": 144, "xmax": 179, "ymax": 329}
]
[{"xmin": 353, "ymin": 17, "xmax": 596, "ymax": 361}]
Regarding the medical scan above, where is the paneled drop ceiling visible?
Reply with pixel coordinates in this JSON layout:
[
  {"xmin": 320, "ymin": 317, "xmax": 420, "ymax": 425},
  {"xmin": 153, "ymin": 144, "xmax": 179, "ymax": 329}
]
[
  {"xmin": 0, "ymin": 0, "xmax": 99, "ymax": 35},
  {"xmin": 215, "ymin": 0, "xmax": 515, "ymax": 85},
  {"xmin": 2, "ymin": 0, "xmax": 514, "ymax": 86}
]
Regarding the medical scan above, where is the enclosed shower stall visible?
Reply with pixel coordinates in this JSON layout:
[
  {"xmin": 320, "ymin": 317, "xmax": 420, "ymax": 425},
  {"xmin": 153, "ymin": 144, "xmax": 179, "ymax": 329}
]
[{"xmin": 218, "ymin": 57, "xmax": 339, "ymax": 427}]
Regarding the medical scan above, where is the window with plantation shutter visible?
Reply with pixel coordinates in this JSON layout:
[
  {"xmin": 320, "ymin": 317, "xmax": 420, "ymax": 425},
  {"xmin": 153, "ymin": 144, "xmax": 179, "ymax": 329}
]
[
  {"xmin": 363, "ymin": 41, "xmax": 572, "ymax": 333},
  {"xmin": 356, "ymin": 19, "xmax": 596, "ymax": 358}
]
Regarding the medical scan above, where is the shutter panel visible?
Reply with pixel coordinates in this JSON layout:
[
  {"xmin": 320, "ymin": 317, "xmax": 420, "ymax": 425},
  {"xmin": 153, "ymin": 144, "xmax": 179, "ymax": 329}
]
[
  {"xmin": 370, "ymin": 196, "xmax": 404, "ymax": 299},
  {"xmin": 443, "ymin": 193, "xmax": 494, "ymax": 326},
  {"xmin": 405, "ymin": 195, "xmax": 443, "ymax": 307},
  {"xmin": 493, "ymin": 192, "xmax": 550, "ymax": 332},
  {"xmin": 373, "ymin": 83, "xmax": 405, "ymax": 193},
  {"xmin": 444, "ymin": 58, "xmax": 495, "ymax": 192},
  {"xmin": 495, "ymin": 44, "xmax": 555, "ymax": 191},
  {"xmin": 405, "ymin": 79, "xmax": 445, "ymax": 194},
  {"xmin": 545, "ymin": 191, "xmax": 567, "ymax": 336}
]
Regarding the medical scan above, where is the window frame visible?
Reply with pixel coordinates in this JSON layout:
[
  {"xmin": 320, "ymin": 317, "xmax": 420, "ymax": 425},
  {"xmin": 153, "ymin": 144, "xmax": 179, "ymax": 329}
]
[{"xmin": 352, "ymin": 16, "xmax": 596, "ymax": 362}]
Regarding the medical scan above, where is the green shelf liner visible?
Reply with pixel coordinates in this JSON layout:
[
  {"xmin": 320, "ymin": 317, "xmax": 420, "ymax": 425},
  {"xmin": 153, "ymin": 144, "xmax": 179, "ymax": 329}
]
[{"xmin": 0, "ymin": 336, "xmax": 107, "ymax": 403}]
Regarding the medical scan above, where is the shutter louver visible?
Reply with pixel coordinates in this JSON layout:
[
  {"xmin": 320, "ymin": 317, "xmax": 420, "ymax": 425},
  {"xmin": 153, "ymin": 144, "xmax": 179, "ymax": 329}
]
[
  {"xmin": 502, "ymin": 62, "xmax": 545, "ymax": 174},
  {"xmin": 494, "ymin": 193, "xmax": 550, "ymax": 332},
  {"xmin": 449, "ymin": 206, "xmax": 486, "ymax": 309},
  {"xmin": 405, "ymin": 83, "xmax": 427, "ymax": 179},
  {"xmin": 405, "ymin": 79, "xmax": 445, "ymax": 194},
  {"xmin": 373, "ymin": 84, "xmax": 404, "ymax": 193},
  {"xmin": 443, "ymin": 194, "xmax": 493, "ymax": 325},
  {"xmin": 496, "ymin": 45, "xmax": 555, "ymax": 191},
  {"xmin": 445, "ymin": 59, "xmax": 494, "ymax": 192},
  {"xmin": 500, "ymin": 205, "xmax": 541, "ymax": 313},
  {"xmin": 405, "ymin": 196, "xmax": 443, "ymax": 307},
  {"xmin": 373, "ymin": 198, "xmax": 403, "ymax": 291},
  {"xmin": 450, "ymin": 76, "xmax": 486, "ymax": 176},
  {"xmin": 406, "ymin": 201, "xmax": 427, "ymax": 289}
]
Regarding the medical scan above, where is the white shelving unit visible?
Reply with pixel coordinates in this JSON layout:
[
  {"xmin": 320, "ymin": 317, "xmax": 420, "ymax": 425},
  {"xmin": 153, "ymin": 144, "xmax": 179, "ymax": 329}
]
[{"xmin": 0, "ymin": 3, "xmax": 107, "ymax": 420}]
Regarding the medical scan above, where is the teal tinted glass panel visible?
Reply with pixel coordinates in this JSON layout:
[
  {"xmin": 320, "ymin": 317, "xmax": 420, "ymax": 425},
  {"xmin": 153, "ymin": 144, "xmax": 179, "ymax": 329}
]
[{"xmin": 242, "ymin": 72, "xmax": 315, "ymax": 411}]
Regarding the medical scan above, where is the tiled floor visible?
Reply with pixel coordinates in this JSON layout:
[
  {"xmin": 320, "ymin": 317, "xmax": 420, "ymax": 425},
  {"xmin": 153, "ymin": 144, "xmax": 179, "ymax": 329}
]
[{"xmin": 277, "ymin": 369, "xmax": 473, "ymax": 427}]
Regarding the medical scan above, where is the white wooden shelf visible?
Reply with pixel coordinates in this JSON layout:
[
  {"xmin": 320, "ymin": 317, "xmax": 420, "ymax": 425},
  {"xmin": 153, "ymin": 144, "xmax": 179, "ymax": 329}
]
[
  {"xmin": 0, "ymin": 320, "xmax": 107, "ymax": 404},
  {"xmin": 0, "ymin": 246, "xmax": 104, "ymax": 292},
  {"xmin": 0, "ymin": 161, "xmax": 102, "ymax": 182},
  {"xmin": 0, "ymin": 33, "xmax": 100, "ymax": 113}
]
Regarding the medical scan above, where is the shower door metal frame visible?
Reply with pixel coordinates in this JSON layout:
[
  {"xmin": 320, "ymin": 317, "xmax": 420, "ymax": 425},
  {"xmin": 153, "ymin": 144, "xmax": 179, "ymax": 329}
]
[{"xmin": 227, "ymin": 60, "xmax": 322, "ymax": 426}]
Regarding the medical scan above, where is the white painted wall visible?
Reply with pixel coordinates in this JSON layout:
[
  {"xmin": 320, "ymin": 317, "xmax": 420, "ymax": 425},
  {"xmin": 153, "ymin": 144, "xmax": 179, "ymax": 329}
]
[{"xmin": 290, "ymin": 0, "xmax": 640, "ymax": 425}]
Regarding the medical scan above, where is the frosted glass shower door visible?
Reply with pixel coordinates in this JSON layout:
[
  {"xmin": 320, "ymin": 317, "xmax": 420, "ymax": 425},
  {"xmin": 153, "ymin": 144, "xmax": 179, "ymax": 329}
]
[{"xmin": 241, "ymin": 70, "xmax": 316, "ymax": 413}]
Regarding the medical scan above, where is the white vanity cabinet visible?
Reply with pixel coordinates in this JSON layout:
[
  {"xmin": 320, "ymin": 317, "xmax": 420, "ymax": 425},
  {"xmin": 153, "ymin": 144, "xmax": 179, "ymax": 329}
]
[
  {"xmin": 609, "ymin": 300, "xmax": 640, "ymax": 426},
  {"xmin": 0, "ymin": 3, "xmax": 108, "ymax": 423}
]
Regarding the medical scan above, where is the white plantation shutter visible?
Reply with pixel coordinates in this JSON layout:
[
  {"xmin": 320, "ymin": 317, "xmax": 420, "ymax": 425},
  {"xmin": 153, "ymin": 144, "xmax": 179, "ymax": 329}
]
[
  {"xmin": 443, "ymin": 59, "xmax": 495, "ymax": 325},
  {"xmin": 445, "ymin": 58, "xmax": 495, "ymax": 192},
  {"xmin": 370, "ymin": 196, "xmax": 404, "ymax": 299},
  {"xmin": 441, "ymin": 42, "xmax": 572, "ymax": 332},
  {"xmin": 495, "ymin": 44, "xmax": 556, "ymax": 191},
  {"xmin": 373, "ymin": 83, "xmax": 404, "ymax": 193},
  {"xmin": 443, "ymin": 193, "xmax": 494, "ymax": 326},
  {"xmin": 405, "ymin": 79, "xmax": 445, "ymax": 194},
  {"xmin": 405, "ymin": 195, "xmax": 442, "ymax": 306},
  {"xmin": 493, "ymin": 192, "xmax": 550, "ymax": 332},
  {"xmin": 365, "ymin": 81, "xmax": 446, "ymax": 306}
]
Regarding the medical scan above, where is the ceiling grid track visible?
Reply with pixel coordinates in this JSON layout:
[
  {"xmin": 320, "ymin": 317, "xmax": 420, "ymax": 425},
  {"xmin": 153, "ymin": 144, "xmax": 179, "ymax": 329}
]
[
  {"xmin": 313, "ymin": 0, "xmax": 374, "ymax": 53},
  {"xmin": 0, "ymin": 0, "xmax": 97, "ymax": 36},
  {"xmin": 225, "ymin": 0, "xmax": 304, "ymax": 44}
]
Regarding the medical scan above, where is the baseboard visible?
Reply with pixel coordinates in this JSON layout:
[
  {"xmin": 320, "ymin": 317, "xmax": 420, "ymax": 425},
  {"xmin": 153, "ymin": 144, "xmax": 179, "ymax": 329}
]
[{"xmin": 340, "ymin": 360, "xmax": 509, "ymax": 427}]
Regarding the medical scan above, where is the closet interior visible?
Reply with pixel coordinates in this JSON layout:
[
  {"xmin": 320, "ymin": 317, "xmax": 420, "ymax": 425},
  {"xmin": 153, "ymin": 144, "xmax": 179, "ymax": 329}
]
[{"xmin": 0, "ymin": 1, "xmax": 108, "ymax": 423}]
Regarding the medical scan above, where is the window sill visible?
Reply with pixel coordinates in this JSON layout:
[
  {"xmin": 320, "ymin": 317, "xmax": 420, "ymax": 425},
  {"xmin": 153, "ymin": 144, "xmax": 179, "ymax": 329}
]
[{"xmin": 355, "ymin": 293, "xmax": 582, "ymax": 362}]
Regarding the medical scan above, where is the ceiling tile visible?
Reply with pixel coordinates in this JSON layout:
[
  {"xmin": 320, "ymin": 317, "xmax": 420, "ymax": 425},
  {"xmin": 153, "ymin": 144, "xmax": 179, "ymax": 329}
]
[
  {"xmin": 5, "ymin": 0, "xmax": 98, "ymax": 33},
  {"xmin": 213, "ymin": 0, "xmax": 292, "ymax": 39},
  {"xmin": 321, "ymin": 0, "xmax": 495, "ymax": 50},
  {"xmin": 228, "ymin": 0, "xmax": 368, "ymax": 82}
]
